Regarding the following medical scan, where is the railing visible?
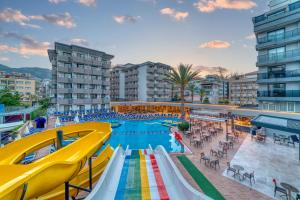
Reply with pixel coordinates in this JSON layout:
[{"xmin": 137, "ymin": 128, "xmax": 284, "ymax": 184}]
[
  {"xmin": 254, "ymin": 1, "xmax": 300, "ymax": 24},
  {"xmin": 257, "ymin": 90, "xmax": 300, "ymax": 97},
  {"xmin": 258, "ymin": 48, "xmax": 300, "ymax": 63},
  {"xmin": 258, "ymin": 28, "xmax": 300, "ymax": 44},
  {"xmin": 258, "ymin": 69, "xmax": 300, "ymax": 79}
]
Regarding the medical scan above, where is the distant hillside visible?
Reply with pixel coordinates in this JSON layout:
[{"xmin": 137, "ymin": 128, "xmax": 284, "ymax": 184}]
[{"xmin": 0, "ymin": 64, "xmax": 51, "ymax": 80}]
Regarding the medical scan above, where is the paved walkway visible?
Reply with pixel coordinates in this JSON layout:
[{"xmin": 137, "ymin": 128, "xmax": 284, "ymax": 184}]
[{"xmin": 170, "ymin": 125, "xmax": 272, "ymax": 200}]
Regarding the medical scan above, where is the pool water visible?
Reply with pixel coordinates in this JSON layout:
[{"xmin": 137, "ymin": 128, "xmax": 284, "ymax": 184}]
[{"xmin": 100, "ymin": 118, "xmax": 184, "ymax": 153}]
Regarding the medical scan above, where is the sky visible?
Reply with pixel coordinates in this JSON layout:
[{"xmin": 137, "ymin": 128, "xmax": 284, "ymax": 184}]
[{"xmin": 0, "ymin": 0, "xmax": 269, "ymax": 75}]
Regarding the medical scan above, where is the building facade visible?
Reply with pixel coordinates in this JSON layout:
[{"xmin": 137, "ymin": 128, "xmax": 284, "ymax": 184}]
[
  {"xmin": 229, "ymin": 71, "xmax": 258, "ymax": 106},
  {"xmin": 0, "ymin": 72, "xmax": 36, "ymax": 104},
  {"xmin": 48, "ymin": 42, "xmax": 113, "ymax": 112},
  {"xmin": 200, "ymin": 75, "xmax": 229, "ymax": 104},
  {"xmin": 110, "ymin": 61, "xmax": 172, "ymax": 102},
  {"xmin": 253, "ymin": 0, "xmax": 300, "ymax": 112}
]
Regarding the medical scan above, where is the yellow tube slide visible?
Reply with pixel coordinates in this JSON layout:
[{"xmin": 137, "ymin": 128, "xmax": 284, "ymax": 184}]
[
  {"xmin": 38, "ymin": 144, "xmax": 114, "ymax": 200},
  {"xmin": 0, "ymin": 122, "xmax": 112, "ymax": 200}
]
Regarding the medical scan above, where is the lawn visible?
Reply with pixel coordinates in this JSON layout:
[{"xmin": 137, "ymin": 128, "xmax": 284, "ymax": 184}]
[{"xmin": 177, "ymin": 155, "xmax": 226, "ymax": 200}]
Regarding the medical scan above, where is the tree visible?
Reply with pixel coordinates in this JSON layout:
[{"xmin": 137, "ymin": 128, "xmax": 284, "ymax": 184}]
[
  {"xmin": 39, "ymin": 97, "xmax": 50, "ymax": 109},
  {"xmin": 187, "ymin": 83, "xmax": 196, "ymax": 103},
  {"xmin": 166, "ymin": 64, "xmax": 199, "ymax": 118},
  {"xmin": 0, "ymin": 88, "xmax": 22, "ymax": 106},
  {"xmin": 199, "ymin": 88, "xmax": 206, "ymax": 103},
  {"xmin": 203, "ymin": 97, "xmax": 210, "ymax": 104}
]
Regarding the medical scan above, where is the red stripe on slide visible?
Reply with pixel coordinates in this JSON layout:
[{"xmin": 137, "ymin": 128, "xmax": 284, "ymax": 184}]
[
  {"xmin": 144, "ymin": 149, "xmax": 147, "ymax": 155},
  {"xmin": 150, "ymin": 154, "xmax": 169, "ymax": 200}
]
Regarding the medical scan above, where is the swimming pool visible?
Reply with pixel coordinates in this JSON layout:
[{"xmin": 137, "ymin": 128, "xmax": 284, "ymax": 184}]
[{"xmin": 100, "ymin": 118, "xmax": 184, "ymax": 153}]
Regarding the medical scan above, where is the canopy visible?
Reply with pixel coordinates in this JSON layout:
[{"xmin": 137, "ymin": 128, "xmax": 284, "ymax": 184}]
[
  {"xmin": 190, "ymin": 114, "xmax": 227, "ymax": 122},
  {"xmin": 192, "ymin": 110, "xmax": 222, "ymax": 116},
  {"xmin": 251, "ymin": 115, "xmax": 300, "ymax": 134}
]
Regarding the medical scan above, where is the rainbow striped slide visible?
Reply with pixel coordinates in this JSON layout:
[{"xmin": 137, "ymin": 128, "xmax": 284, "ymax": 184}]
[{"xmin": 86, "ymin": 146, "xmax": 211, "ymax": 200}]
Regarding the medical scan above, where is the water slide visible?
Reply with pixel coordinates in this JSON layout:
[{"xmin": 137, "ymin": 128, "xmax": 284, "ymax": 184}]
[
  {"xmin": 0, "ymin": 122, "xmax": 112, "ymax": 200},
  {"xmin": 86, "ymin": 145, "xmax": 212, "ymax": 200}
]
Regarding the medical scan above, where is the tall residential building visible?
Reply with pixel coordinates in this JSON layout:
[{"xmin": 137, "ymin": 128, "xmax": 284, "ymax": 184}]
[
  {"xmin": 48, "ymin": 42, "xmax": 113, "ymax": 112},
  {"xmin": 0, "ymin": 72, "xmax": 36, "ymax": 104},
  {"xmin": 229, "ymin": 71, "xmax": 258, "ymax": 106},
  {"xmin": 110, "ymin": 61, "xmax": 172, "ymax": 102},
  {"xmin": 200, "ymin": 75, "xmax": 229, "ymax": 104},
  {"xmin": 253, "ymin": 0, "xmax": 300, "ymax": 112}
]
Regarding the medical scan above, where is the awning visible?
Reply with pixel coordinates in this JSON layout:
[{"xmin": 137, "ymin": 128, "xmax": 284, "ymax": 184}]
[
  {"xmin": 192, "ymin": 110, "xmax": 223, "ymax": 116},
  {"xmin": 251, "ymin": 115, "xmax": 300, "ymax": 134},
  {"xmin": 190, "ymin": 115, "xmax": 227, "ymax": 122}
]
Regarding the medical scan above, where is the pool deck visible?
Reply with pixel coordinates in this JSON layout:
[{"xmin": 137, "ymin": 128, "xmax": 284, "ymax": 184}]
[{"xmin": 170, "ymin": 126, "xmax": 272, "ymax": 200}]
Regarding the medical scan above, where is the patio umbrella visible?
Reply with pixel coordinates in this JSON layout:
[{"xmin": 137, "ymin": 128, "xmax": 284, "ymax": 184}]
[
  {"xmin": 74, "ymin": 113, "xmax": 79, "ymax": 123},
  {"xmin": 55, "ymin": 117, "xmax": 61, "ymax": 128},
  {"xmin": 24, "ymin": 125, "xmax": 30, "ymax": 135},
  {"xmin": 28, "ymin": 121, "xmax": 33, "ymax": 129}
]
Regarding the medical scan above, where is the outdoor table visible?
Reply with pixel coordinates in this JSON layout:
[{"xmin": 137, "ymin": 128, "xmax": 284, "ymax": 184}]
[
  {"xmin": 232, "ymin": 165, "xmax": 244, "ymax": 180},
  {"xmin": 193, "ymin": 138, "xmax": 202, "ymax": 148},
  {"xmin": 280, "ymin": 182, "xmax": 299, "ymax": 200}
]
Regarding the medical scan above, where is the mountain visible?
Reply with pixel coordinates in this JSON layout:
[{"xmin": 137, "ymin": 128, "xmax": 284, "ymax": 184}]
[{"xmin": 0, "ymin": 64, "xmax": 51, "ymax": 80}]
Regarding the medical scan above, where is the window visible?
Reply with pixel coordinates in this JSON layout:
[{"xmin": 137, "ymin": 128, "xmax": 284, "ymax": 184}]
[
  {"xmin": 77, "ymin": 94, "xmax": 85, "ymax": 99},
  {"xmin": 268, "ymin": 47, "xmax": 285, "ymax": 60},
  {"xmin": 64, "ymin": 94, "xmax": 72, "ymax": 99},
  {"xmin": 77, "ymin": 53, "xmax": 84, "ymax": 58},
  {"xmin": 91, "ymin": 94, "xmax": 97, "ymax": 99},
  {"xmin": 64, "ymin": 83, "xmax": 72, "ymax": 89},
  {"xmin": 267, "ymin": 29, "xmax": 285, "ymax": 42},
  {"xmin": 77, "ymin": 64, "xmax": 84, "ymax": 68},
  {"xmin": 92, "ymin": 75, "xmax": 98, "ymax": 80},
  {"xmin": 64, "ymin": 105, "xmax": 71, "ymax": 112},
  {"xmin": 63, "ymin": 52, "xmax": 71, "ymax": 57},
  {"xmin": 74, "ymin": 73, "xmax": 84, "ymax": 79},
  {"xmin": 25, "ymin": 81, "xmax": 31, "ymax": 85},
  {"xmin": 16, "ymin": 81, "xmax": 24, "ymax": 84},
  {"xmin": 64, "ymin": 63, "xmax": 71, "ymax": 68},
  {"xmin": 77, "ymin": 84, "xmax": 85, "ymax": 89},
  {"xmin": 269, "ymin": 103, "xmax": 275, "ymax": 110},
  {"xmin": 287, "ymin": 102, "xmax": 295, "ymax": 112},
  {"xmin": 78, "ymin": 105, "xmax": 85, "ymax": 111}
]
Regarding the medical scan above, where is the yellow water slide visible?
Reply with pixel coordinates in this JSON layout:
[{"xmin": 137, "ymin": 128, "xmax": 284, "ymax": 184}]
[{"xmin": 0, "ymin": 122, "xmax": 112, "ymax": 200}]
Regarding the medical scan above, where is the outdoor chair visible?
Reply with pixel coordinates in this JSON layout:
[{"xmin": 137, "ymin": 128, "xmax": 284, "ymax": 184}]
[
  {"xmin": 287, "ymin": 135, "xmax": 299, "ymax": 148},
  {"xmin": 226, "ymin": 162, "xmax": 237, "ymax": 177},
  {"xmin": 273, "ymin": 179, "xmax": 288, "ymax": 199},
  {"xmin": 273, "ymin": 133, "xmax": 281, "ymax": 144},
  {"xmin": 200, "ymin": 152, "xmax": 210, "ymax": 165},
  {"xmin": 210, "ymin": 159, "xmax": 220, "ymax": 170},
  {"xmin": 210, "ymin": 149, "xmax": 218, "ymax": 157},
  {"xmin": 242, "ymin": 171, "xmax": 255, "ymax": 186}
]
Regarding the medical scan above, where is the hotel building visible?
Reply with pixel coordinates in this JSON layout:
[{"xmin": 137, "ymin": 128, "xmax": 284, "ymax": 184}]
[
  {"xmin": 48, "ymin": 42, "xmax": 113, "ymax": 112},
  {"xmin": 229, "ymin": 71, "xmax": 258, "ymax": 106},
  {"xmin": 110, "ymin": 61, "xmax": 172, "ymax": 102},
  {"xmin": 253, "ymin": 0, "xmax": 300, "ymax": 112},
  {"xmin": 0, "ymin": 72, "xmax": 36, "ymax": 104}
]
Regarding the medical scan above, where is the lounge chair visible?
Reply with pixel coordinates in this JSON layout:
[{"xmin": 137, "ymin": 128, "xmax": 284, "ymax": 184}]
[
  {"xmin": 273, "ymin": 179, "xmax": 288, "ymax": 199},
  {"xmin": 200, "ymin": 152, "xmax": 210, "ymax": 165},
  {"xmin": 287, "ymin": 135, "xmax": 299, "ymax": 147},
  {"xmin": 273, "ymin": 133, "xmax": 281, "ymax": 144}
]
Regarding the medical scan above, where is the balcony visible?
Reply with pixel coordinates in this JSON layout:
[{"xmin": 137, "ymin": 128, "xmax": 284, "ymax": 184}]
[
  {"xmin": 257, "ymin": 48, "xmax": 300, "ymax": 65},
  {"xmin": 258, "ymin": 69, "xmax": 300, "ymax": 80},
  {"xmin": 257, "ymin": 90, "xmax": 300, "ymax": 97},
  {"xmin": 258, "ymin": 28, "xmax": 300, "ymax": 44}
]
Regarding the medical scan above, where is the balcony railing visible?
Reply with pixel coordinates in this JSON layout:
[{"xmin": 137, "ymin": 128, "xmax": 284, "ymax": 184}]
[
  {"xmin": 258, "ymin": 28, "xmax": 300, "ymax": 44},
  {"xmin": 257, "ymin": 90, "xmax": 300, "ymax": 97},
  {"xmin": 258, "ymin": 48, "xmax": 300, "ymax": 64},
  {"xmin": 258, "ymin": 69, "xmax": 300, "ymax": 79},
  {"xmin": 254, "ymin": 1, "xmax": 300, "ymax": 24}
]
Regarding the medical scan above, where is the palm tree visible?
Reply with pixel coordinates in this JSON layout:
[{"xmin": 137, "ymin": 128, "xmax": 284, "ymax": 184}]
[
  {"xmin": 166, "ymin": 64, "xmax": 199, "ymax": 118},
  {"xmin": 199, "ymin": 88, "xmax": 206, "ymax": 103},
  {"xmin": 187, "ymin": 83, "xmax": 196, "ymax": 103}
]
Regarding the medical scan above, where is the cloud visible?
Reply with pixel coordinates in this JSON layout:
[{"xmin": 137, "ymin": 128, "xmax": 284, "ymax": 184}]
[
  {"xmin": 245, "ymin": 33, "xmax": 255, "ymax": 40},
  {"xmin": 70, "ymin": 38, "xmax": 89, "ymax": 46},
  {"xmin": 193, "ymin": 65, "xmax": 230, "ymax": 76},
  {"xmin": 160, "ymin": 7, "xmax": 189, "ymax": 21},
  {"xmin": 78, "ymin": 0, "xmax": 97, "ymax": 7},
  {"xmin": 0, "ymin": 32, "xmax": 50, "ymax": 57},
  {"xmin": 0, "ymin": 8, "xmax": 41, "ymax": 28},
  {"xmin": 194, "ymin": 0, "xmax": 256, "ymax": 13},
  {"xmin": 0, "ymin": 56, "xmax": 10, "ymax": 62},
  {"xmin": 49, "ymin": 0, "xmax": 67, "ymax": 4},
  {"xmin": 30, "ymin": 12, "xmax": 76, "ymax": 28},
  {"xmin": 199, "ymin": 40, "xmax": 231, "ymax": 48},
  {"xmin": 113, "ymin": 15, "xmax": 141, "ymax": 24}
]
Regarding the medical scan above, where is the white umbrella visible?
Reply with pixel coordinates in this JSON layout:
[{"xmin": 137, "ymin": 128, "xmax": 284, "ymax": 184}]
[
  {"xmin": 28, "ymin": 121, "xmax": 33, "ymax": 129},
  {"xmin": 74, "ymin": 113, "xmax": 80, "ymax": 123},
  {"xmin": 24, "ymin": 125, "xmax": 30, "ymax": 135},
  {"xmin": 55, "ymin": 117, "xmax": 61, "ymax": 128}
]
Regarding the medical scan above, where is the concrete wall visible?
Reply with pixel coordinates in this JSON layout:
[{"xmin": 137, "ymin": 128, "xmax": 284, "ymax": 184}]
[{"xmin": 138, "ymin": 65, "xmax": 147, "ymax": 101}]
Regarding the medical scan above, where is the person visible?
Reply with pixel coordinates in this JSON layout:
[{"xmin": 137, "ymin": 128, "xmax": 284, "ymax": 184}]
[{"xmin": 35, "ymin": 116, "xmax": 46, "ymax": 128}]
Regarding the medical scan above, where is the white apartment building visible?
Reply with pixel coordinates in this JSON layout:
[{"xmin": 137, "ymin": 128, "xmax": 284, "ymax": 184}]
[
  {"xmin": 48, "ymin": 42, "xmax": 113, "ymax": 112},
  {"xmin": 229, "ymin": 71, "xmax": 258, "ymax": 106},
  {"xmin": 110, "ymin": 61, "xmax": 172, "ymax": 102}
]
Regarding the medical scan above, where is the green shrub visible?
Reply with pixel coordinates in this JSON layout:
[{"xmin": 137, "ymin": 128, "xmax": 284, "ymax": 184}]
[
  {"xmin": 178, "ymin": 121, "xmax": 189, "ymax": 131},
  {"xmin": 30, "ymin": 107, "xmax": 47, "ymax": 120}
]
